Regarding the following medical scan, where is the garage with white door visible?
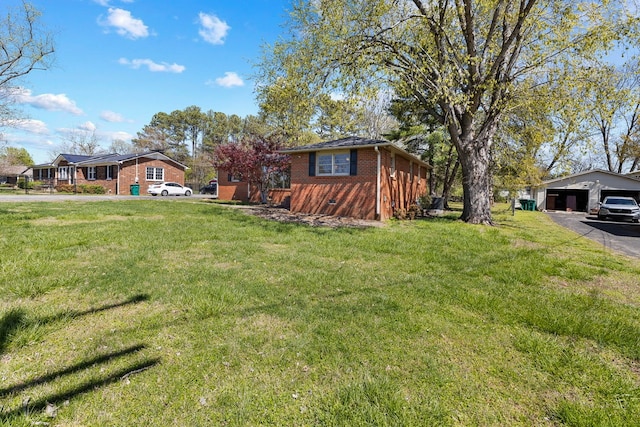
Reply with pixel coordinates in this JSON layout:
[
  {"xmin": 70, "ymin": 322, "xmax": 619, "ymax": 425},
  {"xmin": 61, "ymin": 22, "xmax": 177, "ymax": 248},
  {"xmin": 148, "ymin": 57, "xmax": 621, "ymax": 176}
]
[{"xmin": 534, "ymin": 170, "xmax": 640, "ymax": 212}]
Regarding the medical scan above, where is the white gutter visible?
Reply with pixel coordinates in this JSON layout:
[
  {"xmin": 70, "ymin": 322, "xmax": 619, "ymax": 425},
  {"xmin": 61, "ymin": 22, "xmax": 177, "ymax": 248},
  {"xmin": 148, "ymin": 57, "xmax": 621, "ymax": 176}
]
[
  {"xmin": 117, "ymin": 164, "xmax": 121, "ymax": 195},
  {"xmin": 374, "ymin": 146, "xmax": 381, "ymax": 219}
]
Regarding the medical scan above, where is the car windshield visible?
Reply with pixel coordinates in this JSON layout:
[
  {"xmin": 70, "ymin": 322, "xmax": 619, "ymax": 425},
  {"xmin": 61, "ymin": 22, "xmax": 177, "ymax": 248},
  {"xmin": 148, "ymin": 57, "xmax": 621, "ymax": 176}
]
[{"xmin": 605, "ymin": 198, "xmax": 637, "ymax": 206}]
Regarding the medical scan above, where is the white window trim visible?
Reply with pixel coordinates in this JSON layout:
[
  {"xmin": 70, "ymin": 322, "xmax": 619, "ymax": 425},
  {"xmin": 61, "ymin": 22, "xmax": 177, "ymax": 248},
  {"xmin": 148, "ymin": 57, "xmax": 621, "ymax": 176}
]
[
  {"xmin": 317, "ymin": 151, "xmax": 350, "ymax": 176},
  {"xmin": 58, "ymin": 166, "xmax": 69, "ymax": 180},
  {"xmin": 106, "ymin": 165, "xmax": 112, "ymax": 180},
  {"xmin": 88, "ymin": 166, "xmax": 96, "ymax": 180},
  {"xmin": 146, "ymin": 166, "xmax": 164, "ymax": 181}
]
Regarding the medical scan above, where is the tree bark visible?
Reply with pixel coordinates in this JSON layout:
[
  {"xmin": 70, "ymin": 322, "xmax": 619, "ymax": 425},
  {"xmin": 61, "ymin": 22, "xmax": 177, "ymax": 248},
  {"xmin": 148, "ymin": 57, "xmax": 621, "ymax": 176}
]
[{"xmin": 458, "ymin": 141, "xmax": 494, "ymax": 225}]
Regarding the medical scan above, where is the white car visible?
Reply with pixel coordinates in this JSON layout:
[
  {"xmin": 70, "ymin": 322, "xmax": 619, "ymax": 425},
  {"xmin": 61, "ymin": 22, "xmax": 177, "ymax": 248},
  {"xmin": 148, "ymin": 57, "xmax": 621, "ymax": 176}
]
[
  {"xmin": 597, "ymin": 196, "xmax": 640, "ymax": 223},
  {"xmin": 147, "ymin": 182, "xmax": 192, "ymax": 196}
]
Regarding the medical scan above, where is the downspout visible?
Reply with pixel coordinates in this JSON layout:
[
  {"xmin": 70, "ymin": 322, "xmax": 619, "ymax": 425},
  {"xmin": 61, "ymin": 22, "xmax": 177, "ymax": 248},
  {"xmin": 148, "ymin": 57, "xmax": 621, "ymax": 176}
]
[
  {"xmin": 117, "ymin": 163, "xmax": 121, "ymax": 195},
  {"xmin": 374, "ymin": 146, "xmax": 381, "ymax": 220}
]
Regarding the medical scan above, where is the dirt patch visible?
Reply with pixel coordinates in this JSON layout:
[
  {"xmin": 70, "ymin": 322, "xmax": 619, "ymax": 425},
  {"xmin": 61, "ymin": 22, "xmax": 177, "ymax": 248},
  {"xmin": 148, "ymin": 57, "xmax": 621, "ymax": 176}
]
[{"xmin": 229, "ymin": 205, "xmax": 385, "ymax": 229}]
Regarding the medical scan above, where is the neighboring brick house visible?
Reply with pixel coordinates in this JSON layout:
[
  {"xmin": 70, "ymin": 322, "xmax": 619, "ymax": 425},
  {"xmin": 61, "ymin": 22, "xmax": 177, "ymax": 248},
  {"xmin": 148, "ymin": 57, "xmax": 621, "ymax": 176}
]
[
  {"xmin": 282, "ymin": 137, "xmax": 430, "ymax": 220},
  {"xmin": 31, "ymin": 152, "xmax": 188, "ymax": 195}
]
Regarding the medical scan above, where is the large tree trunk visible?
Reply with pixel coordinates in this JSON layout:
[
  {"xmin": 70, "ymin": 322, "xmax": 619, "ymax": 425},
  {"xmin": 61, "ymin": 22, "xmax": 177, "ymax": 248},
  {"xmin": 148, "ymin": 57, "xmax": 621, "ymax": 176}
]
[
  {"xmin": 459, "ymin": 146, "xmax": 493, "ymax": 225},
  {"xmin": 457, "ymin": 136, "xmax": 494, "ymax": 225}
]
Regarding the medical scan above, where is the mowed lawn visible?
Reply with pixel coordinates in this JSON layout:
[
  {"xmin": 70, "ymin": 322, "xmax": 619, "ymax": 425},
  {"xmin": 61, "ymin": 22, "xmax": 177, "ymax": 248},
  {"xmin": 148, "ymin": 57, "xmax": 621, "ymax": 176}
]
[{"xmin": 1, "ymin": 199, "xmax": 639, "ymax": 426}]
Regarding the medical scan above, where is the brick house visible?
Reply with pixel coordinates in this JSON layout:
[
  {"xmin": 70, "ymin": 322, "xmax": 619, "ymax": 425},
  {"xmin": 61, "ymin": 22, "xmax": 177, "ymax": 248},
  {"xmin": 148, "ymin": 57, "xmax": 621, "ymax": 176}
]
[
  {"xmin": 282, "ymin": 137, "xmax": 430, "ymax": 220},
  {"xmin": 31, "ymin": 152, "xmax": 188, "ymax": 195}
]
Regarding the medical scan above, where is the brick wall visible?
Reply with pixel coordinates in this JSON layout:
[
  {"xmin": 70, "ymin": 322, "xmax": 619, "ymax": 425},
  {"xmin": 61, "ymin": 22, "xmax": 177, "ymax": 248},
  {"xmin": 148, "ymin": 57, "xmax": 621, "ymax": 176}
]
[
  {"xmin": 290, "ymin": 147, "xmax": 428, "ymax": 221},
  {"xmin": 218, "ymin": 170, "xmax": 291, "ymax": 206},
  {"xmin": 130, "ymin": 158, "xmax": 185, "ymax": 195},
  {"xmin": 218, "ymin": 171, "xmax": 251, "ymax": 201},
  {"xmin": 290, "ymin": 148, "xmax": 378, "ymax": 220}
]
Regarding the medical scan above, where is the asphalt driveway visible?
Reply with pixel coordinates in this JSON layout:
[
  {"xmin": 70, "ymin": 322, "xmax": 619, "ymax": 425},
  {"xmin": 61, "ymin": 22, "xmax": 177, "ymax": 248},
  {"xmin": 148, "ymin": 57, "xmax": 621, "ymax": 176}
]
[{"xmin": 546, "ymin": 211, "xmax": 640, "ymax": 258}]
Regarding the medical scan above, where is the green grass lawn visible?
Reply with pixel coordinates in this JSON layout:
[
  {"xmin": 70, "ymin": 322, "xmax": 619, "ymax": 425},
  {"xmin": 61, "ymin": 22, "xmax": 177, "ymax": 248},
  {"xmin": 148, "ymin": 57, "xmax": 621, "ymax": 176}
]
[{"xmin": 1, "ymin": 200, "xmax": 639, "ymax": 426}]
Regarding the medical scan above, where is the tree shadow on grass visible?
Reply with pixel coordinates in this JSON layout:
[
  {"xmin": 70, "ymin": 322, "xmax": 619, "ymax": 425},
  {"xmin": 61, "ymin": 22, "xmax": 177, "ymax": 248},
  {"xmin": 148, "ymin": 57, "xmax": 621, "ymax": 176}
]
[
  {"xmin": 0, "ymin": 308, "xmax": 26, "ymax": 353},
  {"xmin": 1, "ymin": 357, "xmax": 160, "ymax": 421},
  {"xmin": 40, "ymin": 293, "xmax": 149, "ymax": 324},
  {"xmin": 0, "ymin": 294, "xmax": 157, "ymax": 421},
  {"xmin": 0, "ymin": 344, "xmax": 147, "ymax": 397},
  {"xmin": 0, "ymin": 294, "xmax": 149, "ymax": 354}
]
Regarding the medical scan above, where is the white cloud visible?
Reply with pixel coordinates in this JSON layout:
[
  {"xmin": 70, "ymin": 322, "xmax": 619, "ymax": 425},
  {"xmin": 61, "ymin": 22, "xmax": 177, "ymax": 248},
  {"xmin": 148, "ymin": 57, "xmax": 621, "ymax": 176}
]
[
  {"xmin": 12, "ymin": 88, "xmax": 84, "ymax": 115},
  {"xmin": 78, "ymin": 121, "xmax": 97, "ymax": 132},
  {"xmin": 7, "ymin": 119, "xmax": 49, "ymax": 134},
  {"xmin": 104, "ymin": 130, "xmax": 133, "ymax": 141},
  {"xmin": 100, "ymin": 110, "xmax": 126, "ymax": 122},
  {"xmin": 100, "ymin": 8, "xmax": 149, "ymax": 39},
  {"xmin": 93, "ymin": 0, "xmax": 134, "ymax": 5},
  {"xmin": 211, "ymin": 72, "xmax": 244, "ymax": 88},
  {"xmin": 198, "ymin": 13, "xmax": 230, "ymax": 45},
  {"xmin": 119, "ymin": 58, "xmax": 186, "ymax": 73}
]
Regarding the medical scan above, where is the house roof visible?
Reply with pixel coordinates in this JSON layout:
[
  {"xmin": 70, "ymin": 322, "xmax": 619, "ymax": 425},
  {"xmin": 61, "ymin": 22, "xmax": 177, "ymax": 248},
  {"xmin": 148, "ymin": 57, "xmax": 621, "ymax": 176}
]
[
  {"xmin": 34, "ymin": 151, "xmax": 189, "ymax": 170},
  {"xmin": 541, "ymin": 169, "xmax": 640, "ymax": 186},
  {"xmin": 0, "ymin": 164, "xmax": 31, "ymax": 176},
  {"xmin": 281, "ymin": 136, "xmax": 430, "ymax": 168}
]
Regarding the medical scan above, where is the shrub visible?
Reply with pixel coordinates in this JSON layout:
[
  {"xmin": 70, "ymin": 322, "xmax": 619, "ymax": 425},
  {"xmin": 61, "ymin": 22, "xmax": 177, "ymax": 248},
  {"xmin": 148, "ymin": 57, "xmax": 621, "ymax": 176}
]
[
  {"xmin": 78, "ymin": 184, "xmax": 106, "ymax": 194},
  {"xmin": 17, "ymin": 180, "xmax": 42, "ymax": 190},
  {"xmin": 56, "ymin": 184, "xmax": 75, "ymax": 193}
]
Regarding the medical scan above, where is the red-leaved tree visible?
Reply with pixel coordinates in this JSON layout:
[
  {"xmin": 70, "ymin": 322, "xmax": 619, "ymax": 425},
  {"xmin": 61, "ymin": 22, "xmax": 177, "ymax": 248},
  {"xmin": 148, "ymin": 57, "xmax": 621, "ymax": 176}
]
[{"xmin": 212, "ymin": 134, "xmax": 290, "ymax": 203}]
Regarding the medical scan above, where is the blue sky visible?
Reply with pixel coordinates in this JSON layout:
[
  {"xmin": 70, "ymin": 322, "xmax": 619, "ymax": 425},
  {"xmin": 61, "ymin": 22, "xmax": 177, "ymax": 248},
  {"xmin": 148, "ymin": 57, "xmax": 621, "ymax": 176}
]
[{"xmin": 3, "ymin": 0, "xmax": 290, "ymax": 164}]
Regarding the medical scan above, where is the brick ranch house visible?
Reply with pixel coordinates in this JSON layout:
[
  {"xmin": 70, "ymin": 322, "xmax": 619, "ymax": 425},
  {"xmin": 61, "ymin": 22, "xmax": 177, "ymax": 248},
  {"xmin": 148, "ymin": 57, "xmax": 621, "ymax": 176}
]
[
  {"xmin": 216, "ymin": 137, "xmax": 430, "ymax": 220},
  {"xmin": 31, "ymin": 152, "xmax": 188, "ymax": 195},
  {"xmin": 281, "ymin": 137, "xmax": 430, "ymax": 220}
]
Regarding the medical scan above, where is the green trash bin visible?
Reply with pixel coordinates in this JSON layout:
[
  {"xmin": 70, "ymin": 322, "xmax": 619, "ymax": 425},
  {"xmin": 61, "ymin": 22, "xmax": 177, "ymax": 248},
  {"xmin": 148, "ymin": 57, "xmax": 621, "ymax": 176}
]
[
  {"xmin": 519, "ymin": 199, "xmax": 535, "ymax": 211},
  {"xmin": 130, "ymin": 183, "xmax": 140, "ymax": 196}
]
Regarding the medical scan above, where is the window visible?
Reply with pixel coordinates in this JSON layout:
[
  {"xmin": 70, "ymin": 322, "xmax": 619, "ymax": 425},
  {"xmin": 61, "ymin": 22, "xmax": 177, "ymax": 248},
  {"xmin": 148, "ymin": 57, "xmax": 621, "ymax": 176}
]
[
  {"xmin": 106, "ymin": 165, "xmax": 112, "ymax": 180},
  {"xmin": 269, "ymin": 169, "xmax": 290, "ymax": 189},
  {"xmin": 146, "ymin": 167, "xmax": 164, "ymax": 181},
  {"xmin": 228, "ymin": 173, "xmax": 242, "ymax": 182},
  {"xmin": 391, "ymin": 154, "xmax": 396, "ymax": 177},
  {"xmin": 87, "ymin": 167, "xmax": 96, "ymax": 180},
  {"xmin": 317, "ymin": 152, "xmax": 350, "ymax": 176},
  {"xmin": 58, "ymin": 166, "xmax": 68, "ymax": 180}
]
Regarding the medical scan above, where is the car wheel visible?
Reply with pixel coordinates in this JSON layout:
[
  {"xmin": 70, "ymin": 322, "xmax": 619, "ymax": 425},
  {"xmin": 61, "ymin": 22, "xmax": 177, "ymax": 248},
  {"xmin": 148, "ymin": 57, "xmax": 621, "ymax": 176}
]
[
  {"xmin": 185, "ymin": 190, "xmax": 191, "ymax": 196},
  {"xmin": 597, "ymin": 213, "xmax": 605, "ymax": 221},
  {"xmin": 161, "ymin": 190, "xmax": 168, "ymax": 196}
]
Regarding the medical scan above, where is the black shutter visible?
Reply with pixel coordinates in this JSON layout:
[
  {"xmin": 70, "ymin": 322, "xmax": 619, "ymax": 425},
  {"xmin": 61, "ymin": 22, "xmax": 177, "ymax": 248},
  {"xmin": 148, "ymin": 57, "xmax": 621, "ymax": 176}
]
[
  {"xmin": 309, "ymin": 152, "xmax": 316, "ymax": 176},
  {"xmin": 350, "ymin": 149, "xmax": 357, "ymax": 176}
]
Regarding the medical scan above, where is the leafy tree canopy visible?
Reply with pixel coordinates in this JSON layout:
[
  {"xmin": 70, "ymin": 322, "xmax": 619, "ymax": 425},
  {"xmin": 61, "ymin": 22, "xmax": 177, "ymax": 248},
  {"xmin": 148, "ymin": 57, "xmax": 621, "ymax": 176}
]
[
  {"xmin": 258, "ymin": 0, "xmax": 638, "ymax": 224},
  {"xmin": 0, "ymin": 146, "xmax": 33, "ymax": 166}
]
